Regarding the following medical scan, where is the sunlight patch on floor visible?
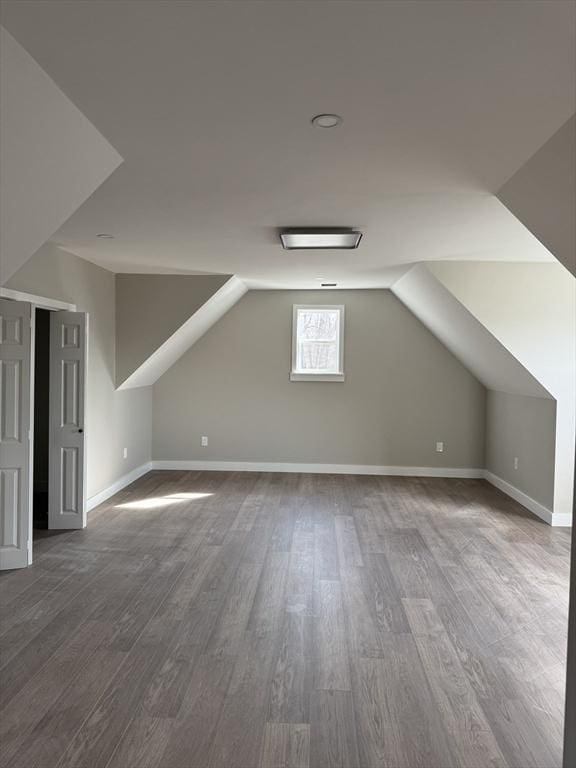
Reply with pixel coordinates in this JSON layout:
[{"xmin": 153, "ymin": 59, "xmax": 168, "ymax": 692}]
[{"xmin": 116, "ymin": 492, "xmax": 213, "ymax": 510}]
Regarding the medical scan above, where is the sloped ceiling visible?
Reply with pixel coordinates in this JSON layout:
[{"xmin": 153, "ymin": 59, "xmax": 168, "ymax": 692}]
[
  {"xmin": 1, "ymin": 1, "xmax": 573, "ymax": 287},
  {"xmin": 426, "ymin": 261, "xmax": 576, "ymax": 401},
  {"xmin": 0, "ymin": 27, "xmax": 122, "ymax": 285},
  {"xmin": 391, "ymin": 265, "xmax": 551, "ymax": 398},
  {"xmin": 497, "ymin": 114, "xmax": 576, "ymax": 277},
  {"xmin": 117, "ymin": 276, "xmax": 247, "ymax": 390},
  {"xmin": 116, "ymin": 273, "xmax": 231, "ymax": 386}
]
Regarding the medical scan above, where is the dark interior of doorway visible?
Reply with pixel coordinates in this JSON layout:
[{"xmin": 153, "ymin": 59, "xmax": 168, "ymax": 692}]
[{"xmin": 33, "ymin": 308, "xmax": 50, "ymax": 530}]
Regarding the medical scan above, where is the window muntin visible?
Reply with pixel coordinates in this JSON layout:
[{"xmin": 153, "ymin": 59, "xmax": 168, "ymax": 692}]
[{"xmin": 291, "ymin": 305, "xmax": 345, "ymax": 381}]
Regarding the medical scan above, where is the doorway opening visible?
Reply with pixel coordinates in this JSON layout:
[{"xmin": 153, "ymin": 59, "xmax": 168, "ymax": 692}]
[
  {"xmin": 33, "ymin": 308, "xmax": 51, "ymax": 533},
  {"xmin": 0, "ymin": 290, "xmax": 86, "ymax": 571}
]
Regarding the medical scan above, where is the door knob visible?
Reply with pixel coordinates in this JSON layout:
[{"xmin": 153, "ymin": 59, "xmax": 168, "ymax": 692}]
[{"xmin": 78, "ymin": 428, "xmax": 84, "ymax": 433}]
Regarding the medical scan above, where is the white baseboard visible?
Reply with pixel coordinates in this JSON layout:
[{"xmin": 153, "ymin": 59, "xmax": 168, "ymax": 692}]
[
  {"xmin": 550, "ymin": 513, "xmax": 574, "ymax": 527},
  {"xmin": 150, "ymin": 459, "xmax": 484, "ymax": 479},
  {"xmin": 87, "ymin": 461, "xmax": 153, "ymax": 512},
  {"xmin": 483, "ymin": 471, "xmax": 571, "ymax": 527}
]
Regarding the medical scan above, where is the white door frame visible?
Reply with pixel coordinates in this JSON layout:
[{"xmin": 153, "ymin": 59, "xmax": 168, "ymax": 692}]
[
  {"xmin": 0, "ymin": 288, "xmax": 77, "ymax": 567},
  {"xmin": 0, "ymin": 288, "xmax": 76, "ymax": 313}
]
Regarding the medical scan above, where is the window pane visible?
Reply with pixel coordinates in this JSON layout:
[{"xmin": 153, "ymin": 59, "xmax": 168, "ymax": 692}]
[
  {"xmin": 295, "ymin": 308, "xmax": 341, "ymax": 373},
  {"xmin": 298, "ymin": 340, "xmax": 338, "ymax": 372},
  {"xmin": 297, "ymin": 309, "xmax": 339, "ymax": 341}
]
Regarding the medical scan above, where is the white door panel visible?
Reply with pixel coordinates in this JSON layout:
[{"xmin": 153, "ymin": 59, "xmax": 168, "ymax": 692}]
[
  {"xmin": 0, "ymin": 299, "xmax": 32, "ymax": 569},
  {"xmin": 49, "ymin": 311, "xmax": 87, "ymax": 529}
]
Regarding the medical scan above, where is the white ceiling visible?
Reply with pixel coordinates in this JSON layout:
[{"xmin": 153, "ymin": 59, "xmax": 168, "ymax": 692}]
[{"xmin": 1, "ymin": 1, "xmax": 574, "ymax": 288}]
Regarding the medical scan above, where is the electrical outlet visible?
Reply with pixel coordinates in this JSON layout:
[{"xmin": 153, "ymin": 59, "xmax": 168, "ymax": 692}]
[
  {"xmin": 435, "ymin": 441, "xmax": 444, "ymax": 453},
  {"xmin": 201, "ymin": 436, "xmax": 208, "ymax": 447},
  {"xmin": 514, "ymin": 457, "xmax": 519, "ymax": 470},
  {"xmin": 123, "ymin": 447, "xmax": 128, "ymax": 459}
]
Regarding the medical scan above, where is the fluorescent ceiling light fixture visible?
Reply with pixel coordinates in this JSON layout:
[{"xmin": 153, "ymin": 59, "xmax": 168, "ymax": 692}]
[{"xmin": 280, "ymin": 229, "xmax": 362, "ymax": 250}]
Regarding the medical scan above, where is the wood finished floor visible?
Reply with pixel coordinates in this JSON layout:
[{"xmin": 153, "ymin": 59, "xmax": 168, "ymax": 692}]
[{"xmin": 0, "ymin": 471, "xmax": 571, "ymax": 768}]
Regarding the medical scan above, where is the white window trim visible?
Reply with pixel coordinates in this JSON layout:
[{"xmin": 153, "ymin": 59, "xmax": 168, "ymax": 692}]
[{"xmin": 290, "ymin": 304, "xmax": 345, "ymax": 382}]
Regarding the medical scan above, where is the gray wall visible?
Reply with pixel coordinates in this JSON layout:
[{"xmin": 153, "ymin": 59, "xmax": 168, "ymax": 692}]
[
  {"xmin": 153, "ymin": 290, "xmax": 486, "ymax": 468},
  {"xmin": 485, "ymin": 390, "xmax": 556, "ymax": 509},
  {"xmin": 7, "ymin": 243, "xmax": 152, "ymax": 499},
  {"xmin": 116, "ymin": 273, "xmax": 229, "ymax": 385}
]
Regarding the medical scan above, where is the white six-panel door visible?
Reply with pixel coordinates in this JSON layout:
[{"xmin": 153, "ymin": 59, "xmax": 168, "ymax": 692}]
[
  {"xmin": 0, "ymin": 299, "xmax": 32, "ymax": 569},
  {"xmin": 49, "ymin": 311, "xmax": 87, "ymax": 529}
]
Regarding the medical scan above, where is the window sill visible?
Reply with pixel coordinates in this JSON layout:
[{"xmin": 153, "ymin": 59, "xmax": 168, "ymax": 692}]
[{"xmin": 290, "ymin": 372, "xmax": 345, "ymax": 382}]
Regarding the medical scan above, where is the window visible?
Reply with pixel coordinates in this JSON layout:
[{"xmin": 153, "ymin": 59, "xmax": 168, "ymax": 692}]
[{"xmin": 291, "ymin": 305, "xmax": 345, "ymax": 381}]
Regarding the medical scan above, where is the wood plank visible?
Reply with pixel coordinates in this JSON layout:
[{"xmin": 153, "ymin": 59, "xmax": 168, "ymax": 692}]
[
  {"xmin": 57, "ymin": 634, "xmax": 168, "ymax": 768},
  {"xmin": 208, "ymin": 630, "xmax": 278, "ymax": 768},
  {"xmin": 7, "ymin": 649, "xmax": 125, "ymax": 768},
  {"xmin": 402, "ymin": 598, "xmax": 500, "ymax": 735},
  {"xmin": 156, "ymin": 652, "xmax": 235, "ymax": 768},
  {"xmin": 362, "ymin": 552, "xmax": 410, "ymax": 635},
  {"xmin": 268, "ymin": 634, "xmax": 312, "ymax": 724},
  {"xmin": 480, "ymin": 696, "xmax": 562, "ymax": 768},
  {"xmin": 339, "ymin": 566, "xmax": 385, "ymax": 659},
  {"xmin": 0, "ymin": 620, "xmax": 121, "ymax": 766},
  {"xmin": 259, "ymin": 722, "xmax": 310, "ymax": 768},
  {"xmin": 313, "ymin": 521, "xmax": 339, "ymax": 582},
  {"xmin": 206, "ymin": 561, "xmax": 264, "ymax": 656},
  {"xmin": 248, "ymin": 552, "xmax": 290, "ymax": 636},
  {"xmin": 351, "ymin": 642, "xmax": 455, "ymax": 768},
  {"xmin": 313, "ymin": 580, "xmax": 351, "ymax": 691},
  {"xmin": 309, "ymin": 690, "xmax": 360, "ymax": 768},
  {"xmin": 105, "ymin": 717, "xmax": 173, "ymax": 768},
  {"xmin": 334, "ymin": 516, "xmax": 363, "ymax": 567}
]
